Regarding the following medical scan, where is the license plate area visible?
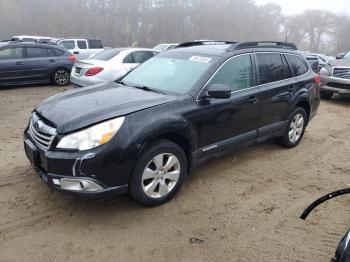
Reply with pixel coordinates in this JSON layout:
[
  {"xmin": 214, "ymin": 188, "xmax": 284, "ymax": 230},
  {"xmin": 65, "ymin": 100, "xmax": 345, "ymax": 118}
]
[{"xmin": 24, "ymin": 139, "xmax": 40, "ymax": 167}]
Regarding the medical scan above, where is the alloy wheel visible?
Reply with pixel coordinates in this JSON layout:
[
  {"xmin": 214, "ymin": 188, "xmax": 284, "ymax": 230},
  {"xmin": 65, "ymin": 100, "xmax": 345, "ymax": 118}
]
[
  {"xmin": 55, "ymin": 69, "xmax": 69, "ymax": 85},
  {"xmin": 289, "ymin": 113, "xmax": 304, "ymax": 143},
  {"xmin": 141, "ymin": 153, "xmax": 181, "ymax": 199}
]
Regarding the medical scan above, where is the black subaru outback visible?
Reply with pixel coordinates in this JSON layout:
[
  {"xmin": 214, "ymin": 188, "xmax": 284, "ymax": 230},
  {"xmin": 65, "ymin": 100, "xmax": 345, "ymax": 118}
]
[{"xmin": 24, "ymin": 41, "xmax": 320, "ymax": 206}]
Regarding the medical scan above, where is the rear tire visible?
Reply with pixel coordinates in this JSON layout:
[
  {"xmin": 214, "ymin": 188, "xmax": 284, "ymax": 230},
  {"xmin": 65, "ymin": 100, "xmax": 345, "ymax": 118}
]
[
  {"xmin": 129, "ymin": 140, "xmax": 187, "ymax": 207},
  {"xmin": 276, "ymin": 107, "xmax": 307, "ymax": 148},
  {"xmin": 52, "ymin": 68, "xmax": 70, "ymax": 86},
  {"xmin": 320, "ymin": 91, "xmax": 333, "ymax": 100}
]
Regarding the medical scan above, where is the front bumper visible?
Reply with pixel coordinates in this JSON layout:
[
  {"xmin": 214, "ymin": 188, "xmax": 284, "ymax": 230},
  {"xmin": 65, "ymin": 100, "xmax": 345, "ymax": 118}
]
[
  {"xmin": 320, "ymin": 84, "xmax": 350, "ymax": 94},
  {"xmin": 24, "ymin": 136, "xmax": 129, "ymax": 198}
]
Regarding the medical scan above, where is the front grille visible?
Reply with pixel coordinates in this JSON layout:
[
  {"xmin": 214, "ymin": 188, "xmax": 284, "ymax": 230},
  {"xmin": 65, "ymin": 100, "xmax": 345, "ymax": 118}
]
[
  {"xmin": 28, "ymin": 113, "xmax": 56, "ymax": 150},
  {"xmin": 333, "ymin": 67, "xmax": 350, "ymax": 79}
]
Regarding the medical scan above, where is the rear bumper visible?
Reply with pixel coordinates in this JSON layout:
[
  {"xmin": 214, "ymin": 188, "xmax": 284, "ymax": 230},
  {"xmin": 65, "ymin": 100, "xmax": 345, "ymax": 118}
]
[{"xmin": 70, "ymin": 74, "xmax": 105, "ymax": 88}]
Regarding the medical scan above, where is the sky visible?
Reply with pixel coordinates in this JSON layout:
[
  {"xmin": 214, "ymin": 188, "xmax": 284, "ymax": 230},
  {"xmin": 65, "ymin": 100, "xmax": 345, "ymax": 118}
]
[{"xmin": 254, "ymin": 0, "xmax": 350, "ymax": 16}]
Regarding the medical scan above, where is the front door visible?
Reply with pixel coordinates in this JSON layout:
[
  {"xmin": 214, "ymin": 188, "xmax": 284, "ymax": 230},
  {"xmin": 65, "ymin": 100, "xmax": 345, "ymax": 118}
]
[
  {"xmin": 0, "ymin": 47, "xmax": 26, "ymax": 85},
  {"xmin": 196, "ymin": 54, "xmax": 260, "ymax": 156}
]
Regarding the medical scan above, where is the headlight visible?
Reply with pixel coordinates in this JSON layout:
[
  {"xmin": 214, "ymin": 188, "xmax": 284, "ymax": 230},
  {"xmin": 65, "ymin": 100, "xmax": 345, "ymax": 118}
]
[{"xmin": 56, "ymin": 117, "xmax": 125, "ymax": 150}]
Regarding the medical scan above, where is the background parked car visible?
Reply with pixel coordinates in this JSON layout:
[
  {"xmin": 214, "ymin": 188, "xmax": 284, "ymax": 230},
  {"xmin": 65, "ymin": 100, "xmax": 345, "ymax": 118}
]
[
  {"xmin": 56, "ymin": 38, "xmax": 104, "ymax": 60},
  {"xmin": 320, "ymin": 50, "xmax": 350, "ymax": 99},
  {"xmin": 70, "ymin": 48, "xmax": 158, "ymax": 87},
  {"xmin": 153, "ymin": 43, "xmax": 178, "ymax": 52},
  {"xmin": 0, "ymin": 41, "xmax": 75, "ymax": 86}
]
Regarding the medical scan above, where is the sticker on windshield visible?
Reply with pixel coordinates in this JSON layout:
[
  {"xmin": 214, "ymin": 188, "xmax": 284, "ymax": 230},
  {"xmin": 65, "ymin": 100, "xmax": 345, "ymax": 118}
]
[{"xmin": 189, "ymin": 56, "xmax": 212, "ymax": 63}]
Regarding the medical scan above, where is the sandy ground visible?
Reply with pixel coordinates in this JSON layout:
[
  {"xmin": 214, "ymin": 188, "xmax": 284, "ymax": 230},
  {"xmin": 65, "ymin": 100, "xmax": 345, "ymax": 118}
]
[{"xmin": 0, "ymin": 85, "xmax": 350, "ymax": 262}]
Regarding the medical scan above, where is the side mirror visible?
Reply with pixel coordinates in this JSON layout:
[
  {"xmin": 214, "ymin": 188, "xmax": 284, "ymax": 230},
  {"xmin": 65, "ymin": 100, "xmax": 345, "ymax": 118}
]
[{"xmin": 207, "ymin": 84, "xmax": 231, "ymax": 99}]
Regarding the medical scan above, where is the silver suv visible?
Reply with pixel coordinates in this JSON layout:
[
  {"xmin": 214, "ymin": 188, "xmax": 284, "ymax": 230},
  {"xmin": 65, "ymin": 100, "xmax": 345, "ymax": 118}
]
[{"xmin": 320, "ymin": 50, "xmax": 350, "ymax": 99}]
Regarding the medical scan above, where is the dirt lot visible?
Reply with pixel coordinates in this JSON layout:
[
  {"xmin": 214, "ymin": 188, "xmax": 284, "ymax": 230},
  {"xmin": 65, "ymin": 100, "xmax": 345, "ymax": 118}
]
[{"xmin": 0, "ymin": 85, "xmax": 350, "ymax": 262}]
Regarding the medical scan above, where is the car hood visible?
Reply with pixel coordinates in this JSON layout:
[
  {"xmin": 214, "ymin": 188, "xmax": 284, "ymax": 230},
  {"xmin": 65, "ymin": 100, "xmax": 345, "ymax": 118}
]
[
  {"xmin": 329, "ymin": 59, "xmax": 350, "ymax": 67},
  {"xmin": 36, "ymin": 82, "xmax": 177, "ymax": 134}
]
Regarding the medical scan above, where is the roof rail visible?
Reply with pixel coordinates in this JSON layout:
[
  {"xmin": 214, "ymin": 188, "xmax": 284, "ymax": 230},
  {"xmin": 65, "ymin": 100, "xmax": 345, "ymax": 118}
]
[
  {"xmin": 175, "ymin": 40, "xmax": 237, "ymax": 49},
  {"xmin": 228, "ymin": 41, "xmax": 298, "ymax": 51}
]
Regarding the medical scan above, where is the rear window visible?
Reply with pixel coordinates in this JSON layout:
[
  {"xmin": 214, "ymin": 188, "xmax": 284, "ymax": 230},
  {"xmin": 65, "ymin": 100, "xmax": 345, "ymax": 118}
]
[
  {"xmin": 256, "ymin": 53, "xmax": 284, "ymax": 84},
  {"xmin": 92, "ymin": 49, "xmax": 121, "ymax": 61},
  {"xmin": 48, "ymin": 48, "xmax": 65, "ymax": 57},
  {"xmin": 88, "ymin": 39, "xmax": 103, "ymax": 49},
  {"xmin": 286, "ymin": 54, "xmax": 308, "ymax": 76}
]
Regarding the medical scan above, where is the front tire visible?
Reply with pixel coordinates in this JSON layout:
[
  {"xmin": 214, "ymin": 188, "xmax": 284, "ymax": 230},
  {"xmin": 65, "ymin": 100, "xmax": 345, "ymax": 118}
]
[
  {"xmin": 129, "ymin": 140, "xmax": 187, "ymax": 206},
  {"xmin": 277, "ymin": 107, "xmax": 307, "ymax": 148},
  {"xmin": 52, "ymin": 68, "xmax": 70, "ymax": 86}
]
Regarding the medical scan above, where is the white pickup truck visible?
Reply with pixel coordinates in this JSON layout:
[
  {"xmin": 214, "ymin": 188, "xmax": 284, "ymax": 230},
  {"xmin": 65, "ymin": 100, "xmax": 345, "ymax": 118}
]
[{"xmin": 57, "ymin": 38, "xmax": 104, "ymax": 60}]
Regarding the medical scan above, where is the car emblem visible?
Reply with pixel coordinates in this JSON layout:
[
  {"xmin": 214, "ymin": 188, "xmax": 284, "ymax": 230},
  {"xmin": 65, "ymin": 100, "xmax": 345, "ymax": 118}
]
[{"xmin": 33, "ymin": 120, "xmax": 42, "ymax": 132}]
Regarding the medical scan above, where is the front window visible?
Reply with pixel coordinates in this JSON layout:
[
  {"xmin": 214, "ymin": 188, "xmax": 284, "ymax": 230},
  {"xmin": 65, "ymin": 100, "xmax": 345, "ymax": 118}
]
[
  {"xmin": 208, "ymin": 54, "xmax": 253, "ymax": 92},
  {"xmin": 153, "ymin": 44, "xmax": 168, "ymax": 52},
  {"xmin": 344, "ymin": 51, "xmax": 350, "ymax": 59},
  {"xmin": 59, "ymin": 40, "xmax": 75, "ymax": 50},
  {"xmin": 121, "ymin": 54, "xmax": 214, "ymax": 94}
]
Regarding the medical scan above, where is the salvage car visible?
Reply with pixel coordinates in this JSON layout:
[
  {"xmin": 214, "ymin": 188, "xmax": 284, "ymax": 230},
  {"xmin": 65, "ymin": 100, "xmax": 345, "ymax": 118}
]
[
  {"xmin": 24, "ymin": 41, "xmax": 320, "ymax": 206},
  {"xmin": 320, "ymin": 50, "xmax": 350, "ymax": 99},
  {"xmin": 70, "ymin": 48, "xmax": 158, "ymax": 87},
  {"xmin": 0, "ymin": 41, "xmax": 75, "ymax": 86}
]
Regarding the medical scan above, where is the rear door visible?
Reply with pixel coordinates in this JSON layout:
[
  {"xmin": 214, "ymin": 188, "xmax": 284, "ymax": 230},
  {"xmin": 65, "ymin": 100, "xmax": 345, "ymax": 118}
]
[
  {"xmin": 25, "ymin": 46, "xmax": 52, "ymax": 82},
  {"xmin": 0, "ymin": 46, "xmax": 26, "ymax": 85},
  {"xmin": 254, "ymin": 52, "xmax": 295, "ymax": 137}
]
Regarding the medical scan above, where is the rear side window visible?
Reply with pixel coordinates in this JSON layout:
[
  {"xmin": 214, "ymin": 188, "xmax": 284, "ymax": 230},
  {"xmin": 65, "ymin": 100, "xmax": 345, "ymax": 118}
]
[
  {"xmin": 132, "ymin": 51, "xmax": 156, "ymax": 63},
  {"xmin": 88, "ymin": 39, "xmax": 103, "ymax": 49},
  {"xmin": 77, "ymin": 40, "xmax": 87, "ymax": 49},
  {"xmin": 208, "ymin": 54, "xmax": 253, "ymax": 92},
  {"xmin": 59, "ymin": 40, "xmax": 75, "ymax": 50},
  {"xmin": 0, "ymin": 48, "xmax": 23, "ymax": 60},
  {"xmin": 123, "ymin": 53, "xmax": 134, "ymax": 63},
  {"xmin": 286, "ymin": 54, "xmax": 308, "ymax": 76},
  {"xmin": 26, "ymin": 47, "xmax": 48, "ymax": 58},
  {"xmin": 256, "ymin": 53, "xmax": 284, "ymax": 84}
]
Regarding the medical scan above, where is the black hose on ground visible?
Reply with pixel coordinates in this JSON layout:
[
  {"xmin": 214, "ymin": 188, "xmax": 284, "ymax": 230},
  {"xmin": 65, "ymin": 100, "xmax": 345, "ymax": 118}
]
[{"xmin": 300, "ymin": 188, "xmax": 350, "ymax": 220}]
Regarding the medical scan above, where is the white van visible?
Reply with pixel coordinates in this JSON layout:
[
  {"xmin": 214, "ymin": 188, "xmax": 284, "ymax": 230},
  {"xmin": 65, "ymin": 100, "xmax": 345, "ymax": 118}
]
[{"xmin": 57, "ymin": 38, "xmax": 104, "ymax": 60}]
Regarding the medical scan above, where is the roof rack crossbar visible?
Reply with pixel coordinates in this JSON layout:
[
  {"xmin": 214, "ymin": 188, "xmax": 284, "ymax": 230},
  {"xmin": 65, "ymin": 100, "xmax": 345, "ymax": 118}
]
[
  {"xmin": 175, "ymin": 40, "xmax": 237, "ymax": 49},
  {"xmin": 228, "ymin": 41, "xmax": 298, "ymax": 51}
]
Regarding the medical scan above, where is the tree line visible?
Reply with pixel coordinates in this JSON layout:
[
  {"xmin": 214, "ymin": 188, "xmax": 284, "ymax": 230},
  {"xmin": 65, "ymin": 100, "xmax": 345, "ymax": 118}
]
[{"xmin": 0, "ymin": 0, "xmax": 349, "ymax": 54}]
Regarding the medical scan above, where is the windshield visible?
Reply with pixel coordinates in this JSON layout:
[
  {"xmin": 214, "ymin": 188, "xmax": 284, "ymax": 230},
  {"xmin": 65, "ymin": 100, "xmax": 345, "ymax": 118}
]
[
  {"xmin": 344, "ymin": 51, "xmax": 350, "ymax": 59},
  {"xmin": 92, "ymin": 49, "xmax": 122, "ymax": 61},
  {"xmin": 121, "ymin": 54, "xmax": 214, "ymax": 94}
]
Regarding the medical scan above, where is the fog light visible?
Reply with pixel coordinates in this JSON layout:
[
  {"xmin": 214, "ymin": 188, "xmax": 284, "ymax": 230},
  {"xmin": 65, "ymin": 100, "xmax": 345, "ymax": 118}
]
[{"xmin": 60, "ymin": 178, "xmax": 103, "ymax": 192}]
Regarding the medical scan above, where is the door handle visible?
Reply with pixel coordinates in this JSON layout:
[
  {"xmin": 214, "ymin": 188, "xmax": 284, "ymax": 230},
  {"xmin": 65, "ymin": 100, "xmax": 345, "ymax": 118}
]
[
  {"xmin": 16, "ymin": 61, "xmax": 25, "ymax": 65},
  {"xmin": 49, "ymin": 59, "xmax": 56, "ymax": 63},
  {"xmin": 245, "ymin": 96, "xmax": 258, "ymax": 104},
  {"xmin": 73, "ymin": 51, "xmax": 79, "ymax": 54}
]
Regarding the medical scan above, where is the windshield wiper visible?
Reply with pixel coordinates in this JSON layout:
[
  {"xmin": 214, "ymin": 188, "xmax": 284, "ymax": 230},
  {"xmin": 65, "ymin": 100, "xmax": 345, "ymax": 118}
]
[
  {"xmin": 131, "ymin": 85, "xmax": 166, "ymax": 94},
  {"xmin": 115, "ymin": 80, "xmax": 127, "ymax": 86}
]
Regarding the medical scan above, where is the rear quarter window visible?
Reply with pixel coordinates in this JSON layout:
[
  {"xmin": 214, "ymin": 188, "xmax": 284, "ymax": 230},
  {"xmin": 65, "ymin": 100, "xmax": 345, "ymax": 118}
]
[{"xmin": 286, "ymin": 54, "xmax": 309, "ymax": 76}]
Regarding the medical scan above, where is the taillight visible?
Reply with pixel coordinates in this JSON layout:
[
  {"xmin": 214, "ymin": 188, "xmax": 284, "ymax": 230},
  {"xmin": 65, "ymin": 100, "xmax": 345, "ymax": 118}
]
[
  {"xmin": 314, "ymin": 74, "xmax": 321, "ymax": 85},
  {"xmin": 68, "ymin": 55, "xmax": 76, "ymax": 62},
  {"xmin": 85, "ymin": 67, "xmax": 104, "ymax": 76}
]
